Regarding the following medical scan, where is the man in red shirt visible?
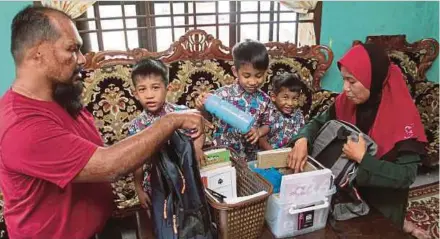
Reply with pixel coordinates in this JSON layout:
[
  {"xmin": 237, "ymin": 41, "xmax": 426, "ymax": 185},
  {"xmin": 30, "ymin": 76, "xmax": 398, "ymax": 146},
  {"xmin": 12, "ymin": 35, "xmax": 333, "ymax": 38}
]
[{"xmin": 0, "ymin": 5, "xmax": 204, "ymax": 239}]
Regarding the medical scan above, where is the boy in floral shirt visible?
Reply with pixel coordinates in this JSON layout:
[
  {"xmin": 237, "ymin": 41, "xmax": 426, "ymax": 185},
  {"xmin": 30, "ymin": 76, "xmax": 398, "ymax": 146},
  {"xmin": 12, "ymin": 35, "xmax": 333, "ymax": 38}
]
[
  {"xmin": 259, "ymin": 73, "xmax": 305, "ymax": 150},
  {"xmin": 196, "ymin": 39, "xmax": 271, "ymax": 161},
  {"xmin": 128, "ymin": 58, "xmax": 204, "ymax": 209}
]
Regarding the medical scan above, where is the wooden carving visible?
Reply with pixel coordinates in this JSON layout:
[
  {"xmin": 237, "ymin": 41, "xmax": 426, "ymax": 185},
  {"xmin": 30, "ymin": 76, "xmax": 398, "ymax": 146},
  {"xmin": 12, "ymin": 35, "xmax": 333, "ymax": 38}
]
[
  {"xmin": 161, "ymin": 29, "xmax": 233, "ymax": 62},
  {"xmin": 83, "ymin": 29, "xmax": 334, "ymax": 90},
  {"xmin": 83, "ymin": 48, "xmax": 169, "ymax": 70},
  {"xmin": 353, "ymin": 35, "xmax": 439, "ymax": 81}
]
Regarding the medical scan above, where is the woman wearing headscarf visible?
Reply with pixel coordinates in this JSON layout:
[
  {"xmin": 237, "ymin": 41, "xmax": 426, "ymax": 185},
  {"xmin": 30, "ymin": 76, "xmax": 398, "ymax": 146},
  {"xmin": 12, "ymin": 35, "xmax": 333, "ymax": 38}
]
[{"xmin": 287, "ymin": 43, "xmax": 428, "ymax": 235}]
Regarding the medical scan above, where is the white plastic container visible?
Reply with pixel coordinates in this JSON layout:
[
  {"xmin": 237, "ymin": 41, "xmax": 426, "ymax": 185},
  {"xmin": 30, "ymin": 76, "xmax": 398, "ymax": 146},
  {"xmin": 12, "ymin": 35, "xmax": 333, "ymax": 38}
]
[
  {"xmin": 264, "ymin": 157, "xmax": 335, "ymax": 238},
  {"xmin": 265, "ymin": 185, "xmax": 336, "ymax": 238}
]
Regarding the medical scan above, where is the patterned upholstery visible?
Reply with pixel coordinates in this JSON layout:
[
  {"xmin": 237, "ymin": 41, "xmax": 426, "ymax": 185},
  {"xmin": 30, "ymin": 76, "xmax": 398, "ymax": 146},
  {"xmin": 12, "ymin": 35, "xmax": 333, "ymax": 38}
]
[
  {"xmin": 82, "ymin": 65, "xmax": 141, "ymax": 146},
  {"xmin": 308, "ymin": 90, "xmax": 339, "ymax": 121},
  {"xmin": 354, "ymin": 35, "xmax": 439, "ymax": 167},
  {"xmin": 78, "ymin": 29, "xmax": 334, "ymax": 212},
  {"xmin": 414, "ymin": 81, "xmax": 439, "ymax": 166}
]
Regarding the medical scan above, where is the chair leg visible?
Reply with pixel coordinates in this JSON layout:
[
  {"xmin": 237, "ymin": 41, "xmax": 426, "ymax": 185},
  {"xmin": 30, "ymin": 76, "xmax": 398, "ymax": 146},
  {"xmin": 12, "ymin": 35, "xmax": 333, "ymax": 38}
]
[{"xmin": 135, "ymin": 211, "xmax": 143, "ymax": 239}]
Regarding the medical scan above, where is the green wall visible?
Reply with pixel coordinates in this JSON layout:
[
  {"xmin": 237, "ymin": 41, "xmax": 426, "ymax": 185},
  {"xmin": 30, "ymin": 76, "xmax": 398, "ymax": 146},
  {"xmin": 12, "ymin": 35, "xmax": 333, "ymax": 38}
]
[
  {"xmin": 0, "ymin": 2, "xmax": 32, "ymax": 95},
  {"xmin": 320, "ymin": 1, "xmax": 439, "ymax": 92}
]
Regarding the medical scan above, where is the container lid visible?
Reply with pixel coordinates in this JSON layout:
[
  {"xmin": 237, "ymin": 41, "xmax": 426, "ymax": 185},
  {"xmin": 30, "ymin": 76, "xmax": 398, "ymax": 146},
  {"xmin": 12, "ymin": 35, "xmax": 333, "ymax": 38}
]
[{"xmin": 279, "ymin": 168, "xmax": 332, "ymax": 205}]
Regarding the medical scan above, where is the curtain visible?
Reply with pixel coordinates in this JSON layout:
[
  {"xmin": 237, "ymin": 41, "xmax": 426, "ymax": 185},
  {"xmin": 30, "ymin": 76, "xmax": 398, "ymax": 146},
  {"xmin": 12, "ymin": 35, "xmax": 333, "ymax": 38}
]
[
  {"xmin": 279, "ymin": 1, "xmax": 318, "ymax": 46},
  {"xmin": 41, "ymin": 0, "xmax": 95, "ymax": 19}
]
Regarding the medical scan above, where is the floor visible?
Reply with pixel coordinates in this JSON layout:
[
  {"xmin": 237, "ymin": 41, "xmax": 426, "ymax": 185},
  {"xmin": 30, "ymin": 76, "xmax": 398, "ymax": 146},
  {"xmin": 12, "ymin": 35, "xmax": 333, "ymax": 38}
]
[{"xmin": 411, "ymin": 165, "xmax": 439, "ymax": 188}]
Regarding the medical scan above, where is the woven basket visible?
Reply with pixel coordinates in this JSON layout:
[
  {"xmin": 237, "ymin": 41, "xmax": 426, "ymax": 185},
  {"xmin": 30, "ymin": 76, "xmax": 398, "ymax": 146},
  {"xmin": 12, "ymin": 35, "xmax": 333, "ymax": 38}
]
[{"xmin": 204, "ymin": 147, "xmax": 273, "ymax": 239}]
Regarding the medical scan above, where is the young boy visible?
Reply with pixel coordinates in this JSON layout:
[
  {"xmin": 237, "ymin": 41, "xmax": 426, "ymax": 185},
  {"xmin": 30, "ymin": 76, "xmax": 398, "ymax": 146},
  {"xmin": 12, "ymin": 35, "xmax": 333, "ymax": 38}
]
[
  {"xmin": 128, "ymin": 58, "xmax": 205, "ymax": 209},
  {"xmin": 258, "ymin": 73, "xmax": 305, "ymax": 150},
  {"xmin": 195, "ymin": 39, "xmax": 271, "ymax": 161}
]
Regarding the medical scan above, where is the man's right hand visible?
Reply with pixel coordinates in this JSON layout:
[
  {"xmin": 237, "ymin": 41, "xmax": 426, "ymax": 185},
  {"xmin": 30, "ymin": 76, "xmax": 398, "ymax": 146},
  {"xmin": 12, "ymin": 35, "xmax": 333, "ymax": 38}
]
[
  {"xmin": 195, "ymin": 93, "xmax": 211, "ymax": 111},
  {"xmin": 287, "ymin": 137, "xmax": 308, "ymax": 173},
  {"xmin": 167, "ymin": 110, "xmax": 205, "ymax": 139}
]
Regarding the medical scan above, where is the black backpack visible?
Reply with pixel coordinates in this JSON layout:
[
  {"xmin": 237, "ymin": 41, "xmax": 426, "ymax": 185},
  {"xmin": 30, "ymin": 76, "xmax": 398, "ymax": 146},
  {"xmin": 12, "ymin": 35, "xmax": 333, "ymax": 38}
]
[
  {"xmin": 150, "ymin": 131, "xmax": 217, "ymax": 239},
  {"xmin": 310, "ymin": 120, "xmax": 378, "ymax": 221}
]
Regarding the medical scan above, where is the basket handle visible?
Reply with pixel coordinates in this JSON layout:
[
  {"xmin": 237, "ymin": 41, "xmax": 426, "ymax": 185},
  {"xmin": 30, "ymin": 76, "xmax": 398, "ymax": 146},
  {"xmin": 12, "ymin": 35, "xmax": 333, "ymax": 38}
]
[{"xmin": 288, "ymin": 199, "xmax": 329, "ymax": 215}]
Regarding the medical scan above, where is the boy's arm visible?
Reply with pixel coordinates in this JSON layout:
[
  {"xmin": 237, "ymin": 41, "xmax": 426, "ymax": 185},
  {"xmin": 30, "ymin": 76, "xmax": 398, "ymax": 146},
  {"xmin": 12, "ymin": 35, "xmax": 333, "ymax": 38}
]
[
  {"xmin": 134, "ymin": 167, "xmax": 144, "ymax": 191},
  {"xmin": 134, "ymin": 166, "xmax": 151, "ymax": 209},
  {"xmin": 258, "ymin": 125, "xmax": 270, "ymax": 137},
  {"xmin": 258, "ymin": 136, "xmax": 273, "ymax": 150},
  {"xmin": 195, "ymin": 92, "xmax": 213, "ymax": 121},
  {"xmin": 256, "ymin": 100, "xmax": 273, "ymax": 141},
  {"xmin": 129, "ymin": 120, "xmax": 145, "ymax": 192},
  {"xmin": 244, "ymin": 100, "xmax": 272, "ymax": 144}
]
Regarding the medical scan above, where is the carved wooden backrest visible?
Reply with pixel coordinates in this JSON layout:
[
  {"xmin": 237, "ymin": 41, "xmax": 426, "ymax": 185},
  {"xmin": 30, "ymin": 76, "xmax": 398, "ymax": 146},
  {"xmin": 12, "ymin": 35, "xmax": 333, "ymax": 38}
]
[
  {"xmin": 353, "ymin": 35, "xmax": 439, "ymax": 82},
  {"xmin": 82, "ymin": 29, "xmax": 334, "ymax": 145}
]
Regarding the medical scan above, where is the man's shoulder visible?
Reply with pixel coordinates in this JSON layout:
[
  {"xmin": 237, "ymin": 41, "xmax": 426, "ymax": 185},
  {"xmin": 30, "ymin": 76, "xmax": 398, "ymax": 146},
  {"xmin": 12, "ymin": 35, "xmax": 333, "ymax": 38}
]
[
  {"xmin": 0, "ymin": 92, "xmax": 20, "ymax": 141},
  {"xmin": 0, "ymin": 90, "xmax": 39, "ymax": 130},
  {"xmin": 0, "ymin": 93, "xmax": 55, "ymax": 145}
]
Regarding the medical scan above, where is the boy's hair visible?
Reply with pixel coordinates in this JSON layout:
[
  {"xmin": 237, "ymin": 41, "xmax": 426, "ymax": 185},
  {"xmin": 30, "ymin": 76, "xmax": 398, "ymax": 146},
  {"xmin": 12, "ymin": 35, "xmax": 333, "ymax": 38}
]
[
  {"xmin": 131, "ymin": 58, "xmax": 169, "ymax": 87},
  {"xmin": 272, "ymin": 72, "xmax": 304, "ymax": 94},
  {"xmin": 232, "ymin": 39, "xmax": 269, "ymax": 71}
]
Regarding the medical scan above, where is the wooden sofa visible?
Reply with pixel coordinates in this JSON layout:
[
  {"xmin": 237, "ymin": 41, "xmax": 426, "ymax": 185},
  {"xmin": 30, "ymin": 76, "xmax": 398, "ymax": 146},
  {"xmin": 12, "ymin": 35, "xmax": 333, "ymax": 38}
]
[
  {"xmin": 80, "ymin": 32, "xmax": 439, "ymax": 217},
  {"xmin": 80, "ymin": 29, "xmax": 334, "ymax": 213}
]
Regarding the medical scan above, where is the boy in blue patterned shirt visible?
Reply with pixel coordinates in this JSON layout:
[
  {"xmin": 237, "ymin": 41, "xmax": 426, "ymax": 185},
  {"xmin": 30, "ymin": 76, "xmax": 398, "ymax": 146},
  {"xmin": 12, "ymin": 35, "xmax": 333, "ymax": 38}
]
[
  {"xmin": 196, "ymin": 39, "xmax": 271, "ymax": 161},
  {"xmin": 128, "ymin": 58, "xmax": 205, "ymax": 209},
  {"xmin": 259, "ymin": 73, "xmax": 305, "ymax": 150}
]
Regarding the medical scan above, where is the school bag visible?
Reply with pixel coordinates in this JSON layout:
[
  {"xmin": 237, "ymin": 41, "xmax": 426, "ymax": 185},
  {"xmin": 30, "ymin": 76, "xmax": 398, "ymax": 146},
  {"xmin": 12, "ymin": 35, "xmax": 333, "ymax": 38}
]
[
  {"xmin": 150, "ymin": 131, "xmax": 217, "ymax": 239},
  {"xmin": 310, "ymin": 120, "xmax": 378, "ymax": 221}
]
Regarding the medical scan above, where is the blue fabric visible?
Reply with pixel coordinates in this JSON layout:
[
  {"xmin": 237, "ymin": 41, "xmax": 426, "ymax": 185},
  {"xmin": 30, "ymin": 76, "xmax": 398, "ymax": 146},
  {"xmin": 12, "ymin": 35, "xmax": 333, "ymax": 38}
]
[{"xmin": 252, "ymin": 167, "xmax": 283, "ymax": 193}]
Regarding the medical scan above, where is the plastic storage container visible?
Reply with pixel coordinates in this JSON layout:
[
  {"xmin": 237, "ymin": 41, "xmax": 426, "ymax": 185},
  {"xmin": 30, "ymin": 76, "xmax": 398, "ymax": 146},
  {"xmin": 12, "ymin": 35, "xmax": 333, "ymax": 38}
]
[
  {"xmin": 204, "ymin": 94, "xmax": 255, "ymax": 133},
  {"xmin": 265, "ymin": 185, "xmax": 336, "ymax": 238},
  {"xmin": 262, "ymin": 157, "xmax": 335, "ymax": 238}
]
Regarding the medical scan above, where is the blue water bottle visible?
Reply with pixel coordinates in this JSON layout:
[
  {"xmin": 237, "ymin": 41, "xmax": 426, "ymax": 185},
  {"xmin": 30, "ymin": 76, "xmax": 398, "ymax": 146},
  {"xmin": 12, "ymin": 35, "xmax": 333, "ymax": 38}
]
[{"xmin": 204, "ymin": 94, "xmax": 255, "ymax": 134}]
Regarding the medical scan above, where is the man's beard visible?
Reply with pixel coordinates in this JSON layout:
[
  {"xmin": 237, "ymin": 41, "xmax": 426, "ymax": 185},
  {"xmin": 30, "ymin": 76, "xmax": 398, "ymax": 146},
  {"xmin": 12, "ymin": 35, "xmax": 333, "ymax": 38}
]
[{"xmin": 53, "ymin": 79, "xmax": 84, "ymax": 119}]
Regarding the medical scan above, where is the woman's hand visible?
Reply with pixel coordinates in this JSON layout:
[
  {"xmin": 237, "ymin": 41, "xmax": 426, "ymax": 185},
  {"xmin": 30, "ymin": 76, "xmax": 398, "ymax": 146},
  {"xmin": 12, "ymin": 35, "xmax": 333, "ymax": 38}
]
[
  {"xmin": 287, "ymin": 137, "xmax": 308, "ymax": 173},
  {"xmin": 343, "ymin": 133, "xmax": 367, "ymax": 163}
]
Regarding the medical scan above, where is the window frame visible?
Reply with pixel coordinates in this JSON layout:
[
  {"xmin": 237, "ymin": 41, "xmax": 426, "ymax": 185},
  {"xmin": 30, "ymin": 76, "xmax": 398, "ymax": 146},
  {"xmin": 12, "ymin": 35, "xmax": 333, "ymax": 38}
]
[{"xmin": 49, "ymin": 1, "xmax": 322, "ymax": 52}]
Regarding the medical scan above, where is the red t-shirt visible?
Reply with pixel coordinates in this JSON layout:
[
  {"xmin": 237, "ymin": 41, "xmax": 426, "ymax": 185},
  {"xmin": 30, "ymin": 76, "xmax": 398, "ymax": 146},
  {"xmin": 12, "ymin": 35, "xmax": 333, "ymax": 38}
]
[{"xmin": 0, "ymin": 90, "xmax": 114, "ymax": 239}]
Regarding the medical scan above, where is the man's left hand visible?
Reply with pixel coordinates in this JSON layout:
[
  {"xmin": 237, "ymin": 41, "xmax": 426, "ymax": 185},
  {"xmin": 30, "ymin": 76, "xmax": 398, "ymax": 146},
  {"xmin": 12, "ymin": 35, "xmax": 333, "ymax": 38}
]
[{"xmin": 342, "ymin": 133, "xmax": 367, "ymax": 163}]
